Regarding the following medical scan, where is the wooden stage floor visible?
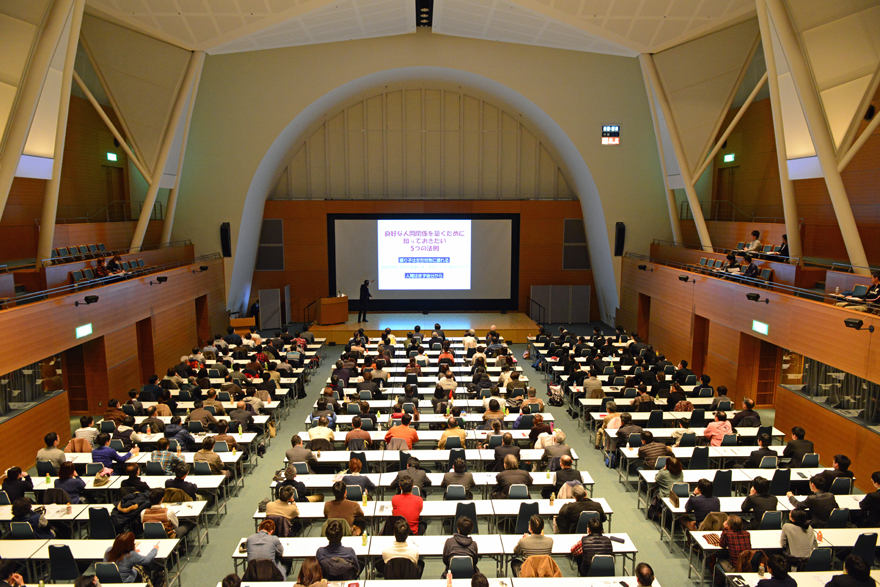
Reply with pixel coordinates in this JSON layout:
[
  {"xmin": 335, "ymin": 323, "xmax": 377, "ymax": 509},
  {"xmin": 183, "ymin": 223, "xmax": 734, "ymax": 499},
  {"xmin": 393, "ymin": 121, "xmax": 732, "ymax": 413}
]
[{"xmin": 310, "ymin": 312, "xmax": 538, "ymax": 344}]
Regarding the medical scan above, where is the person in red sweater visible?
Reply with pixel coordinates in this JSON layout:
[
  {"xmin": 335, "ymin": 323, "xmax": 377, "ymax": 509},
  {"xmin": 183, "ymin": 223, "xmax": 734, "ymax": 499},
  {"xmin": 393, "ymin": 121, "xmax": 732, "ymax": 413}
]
[
  {"xmin": 392, "ymin": 476, "xmax": 425, "ymax": 535},
  {"xmin": 384, "ymin": 414, "xmax": 419, "ymax": 449}
]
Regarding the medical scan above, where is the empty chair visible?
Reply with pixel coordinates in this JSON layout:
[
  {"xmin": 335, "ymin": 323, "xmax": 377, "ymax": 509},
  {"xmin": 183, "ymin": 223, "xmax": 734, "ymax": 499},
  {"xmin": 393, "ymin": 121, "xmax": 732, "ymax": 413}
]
[
  {"xmin": 684, "ymin": 374, "xmax": 697, "ymax": 385},
  {"xmin": 575, "ymin": 511, "xmax": 600, "ymax": 534},
  {"xmin": 445, "ymin": 485, "xmax": 467, "ymax": 500},
  {"xmin": 713, "ymin": 470, "xmax": 732, "ymax": 497},
  {"xmin": 678, "ymin": 433, "xmax": 696, "ymax": 447},
  {"xmin": 411, "ymin": 486, "xmax": 421, "ymax": 498},
  {"xmin": 109, "ymin": 439, "xmax": 125, "ymax": 451},
  {"xmin": 801, "ymin": 453, "xmax": 819, "ymax": 468},
  {"xmin": 769, "ymin": 468, "xmax": 791, "ymax": 495},
  {"xmin": 721, "ymin": 434, "xmax": 737, "ymax": 447},
  {"xmin": 586, "ymin": 555, "xmax": 615, "ymax": 577},
  {"xmin": 759, "ymin": 456, "xmax": 778, "ymax": 469},
  {"xmin": 717, "ymin": 401, "xmax": 732, "ymax": 411},
  {"xmin": 89, "ymin": 507, "xmax": 116, "ymax": 539},
  {"xmin": 803, "ymin": 548, "xmax": 833, "ymax": 572},
  {"xmin": 0, "ymin": 491, "xmax": 10, "ymax": 505},
  {"xmin": 83, "ymin": 268, "xmax": 94, "ymax": 280},
  {"xmin": 699, "ymin": 258, "xmax": 708, "ymax": 267},
  {"xmin": 647, "ymin": 410, "xmax": 663, "ymax": 428},
  {"xmin": 207, "ymin": 369, "xmax": 220, "ymax": 378},
  {"xmin": 346, "ymin": 403, "xmax": 360, "ymax": 415},
  {"xmin": 100, "ymin": 421, "xmax": 116, "ymax": 433},
  {"xmin": 758, "ymin": 511, "xmax": 783, "ymax": 530},
  {"xmin": 49, "ymin": 544, "xmax": 80, "ymax": 582},
  {"xmin": 193, "ymin": 461, "xmax": 213, "ymax": 475},
  {"xmin": 689, "ymin": 447, "xmax": 709, "ymax": 469},
  {"xmin": 95, "ymin": 563, "xmax": 124, "ymax": 584},
  {"xmin": 829, "ymin": 477, "xmax": 851, "ymax": 495},
  {"xmin": 85, "ymin": 463, "xmax": 103, "ymax": 476},
  {"xmin": 146, "ymin": 461, "xmax": 166, "ymax": 476},
  {"xmin": 654, "ymin": 456, "xmax": 668, "ymax": 470},
  {"xmin": 509, "ymin": 484, "xmax": 529, "ymax": 499},
  {"xmin": 518, "ymin": 415, "xmax": 534, "ymax": 430},
  {"xmin": 71, "ymin": 270, "xmax": 84, "ymax": 284},
  {"xmin": 450, "ymin": 556, "xmax": 474, "ymax": 579},
  {"xmin": 612, "ymin": 377, "xmax": 625, "ymax": 387},
  {"xmin": 671, "ymin": 483, "xmax": 690, "ymax": 498},
  {"xmin": 514, "ymin": 502, "xmax": 540, "ymax": 534},
  {"xmin": 849, "ymin": 532, "xmax": 877, "ymax": 566},
  {"xmin": 689, "ymin": 410, "xmax": 706, "ymax": 427},
  {"xmin": 603, "ymin": 366, "xmax": 615, "ymax": 375},
  {"xmin": 826, "ymin": 508, "xmax": 849, "ymax": 529}
]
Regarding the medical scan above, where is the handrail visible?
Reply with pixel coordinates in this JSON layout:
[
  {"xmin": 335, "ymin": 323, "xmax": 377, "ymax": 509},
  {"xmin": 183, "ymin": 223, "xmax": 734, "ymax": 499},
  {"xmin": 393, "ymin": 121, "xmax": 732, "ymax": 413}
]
[
  {"xmin": 41, "ymin": 239, "xmax": 192, "ymax": 267},
  {"xmin": 627, "ymin": 252, "xmax": 844, "ymax": 304},
  {"xmin": 830, "ymin": 262, "xmax": 880, "ymax": 274},
  {"xmin": 527, "ymin": 297, "xmax": 546, "ymax": 325},
  {"xmin": 3, "ymin": 252, "xmax": 220, "ymax": 310},
  {"xmin": 37, "ymin": 200, "xmax": 165, "ymax": 225},
  {"xmin": 679, "ymin": 200, "xmax": 804, "ymax": 225},
  {"xmin": 651, "ymin": 239, "xmax": 801, "ymax": 266},
  {"xmin": 304, "ymin": 299, "xmax": 317, "ymax": 326}
]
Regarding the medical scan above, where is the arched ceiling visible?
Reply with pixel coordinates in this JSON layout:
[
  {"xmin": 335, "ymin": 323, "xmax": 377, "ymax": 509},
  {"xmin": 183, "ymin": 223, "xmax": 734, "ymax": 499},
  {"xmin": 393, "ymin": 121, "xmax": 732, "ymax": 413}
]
[{"xmin": 84, "ymin": 0, "xmax": 756, "ymax": 56}]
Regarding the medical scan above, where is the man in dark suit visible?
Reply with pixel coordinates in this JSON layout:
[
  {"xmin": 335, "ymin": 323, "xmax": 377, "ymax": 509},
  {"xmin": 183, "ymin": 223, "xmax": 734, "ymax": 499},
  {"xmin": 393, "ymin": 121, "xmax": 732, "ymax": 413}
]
[
  {"xmin": 741, "ymin": 253, "xmax": 759, "ymax": 279},
  {"xmin": 671, "ymin": 360, "xmax": 694, "ymax": 384},
  {"xmin": 358, "ymin": 279, "xmax": 373, "ymax": 322},
  {"xmin": 139, "ymin": 406, "xmax": 166, "ymax": 433},
  {"xmin": 228, "ymin": 401, "xmax": 254, "ymax": 432},
  {"xmin": 855, "ymin": 471, "xmax": 880, "ymax": 527},
  {"xmin": 391, "ymin": 456, "xmax": 432, "ymax": 494},
  {"xmin": 743, "ymin": 433, "xmax": 777, "ymax": 468},
  {"xmin": 355, "ymin": 372, "xmax": 381, "ymax": 400},
  {"xmin": 286, "ymin": 435, "xmax": 319, "ymax": 473},
  {"xmin": 224, "ymin": 326, "xmax": 242, "ymax": 346},
  {"xmin": 492, "ymin": 454, "xmax": 533, "ymax": 498},
  {"xmin": 782, "ymin": 426, "xmax": 814, "ymax": 467},
  {"xmin": 139, "ymin": 375, "xmax": 163, "ymax": 402},
  {"xmin": 542, "ymin": 454, "xmax": 582, "ymax": 498},
  {"xmin": 787, "ymin": 474, "xmax": 839, "ymax": 527},
  {"xmin": 821, "ymin": 454, "xmax": 854, "ymax": 489},
  {"xmin": 651, "ymin": 372, "xmax": 671, "ymax": 397},
  {"xmin": 493, "ymin": 433, "xmax": 521, "ymax": 472}
]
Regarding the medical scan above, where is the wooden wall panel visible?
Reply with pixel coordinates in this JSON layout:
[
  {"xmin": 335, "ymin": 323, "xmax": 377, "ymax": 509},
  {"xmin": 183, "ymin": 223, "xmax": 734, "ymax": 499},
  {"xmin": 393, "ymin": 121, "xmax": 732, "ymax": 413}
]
[
  {"xmin": 152, "ymin": 302, "xmax": 197, "ymax": 377},
  {"xmin": 0, "ymin": 392, "xmax": 71, "ymax": 475},
  {"xmin": 52, "ymin": 221, "xmax": 163, "ymax": 252},
  {"xmin": 104, "ymin": 324, "xmax": 140, "ymax": 405},
  {"xmin": 680, "ymin": 221, "xmax": 793, "ymax": 252},
  {"xmin": 775, "ymin": 388, "xmax": 880, "ymax": 492},
  {"xmin": 253, "ymin": 200, "xmax": 599, "ymax": 322},
  {"xmin": 824, "ymin": 270, "xmax": 873, "ymax": 295}
]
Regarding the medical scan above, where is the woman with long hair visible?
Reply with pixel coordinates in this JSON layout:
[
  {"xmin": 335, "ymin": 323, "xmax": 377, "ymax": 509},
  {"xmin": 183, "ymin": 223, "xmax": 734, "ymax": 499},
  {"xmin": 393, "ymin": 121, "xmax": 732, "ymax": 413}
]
[
  {"xmin": 295, "ymin": 557, "xmax": 328, "ymax": 587},
  {"xmin": 54, "ymin": 461, "xmax": 86, "ymax": 504},
  {"xmin": 103, "ymin": 531, "xmax": 160, "ymax": 583}
]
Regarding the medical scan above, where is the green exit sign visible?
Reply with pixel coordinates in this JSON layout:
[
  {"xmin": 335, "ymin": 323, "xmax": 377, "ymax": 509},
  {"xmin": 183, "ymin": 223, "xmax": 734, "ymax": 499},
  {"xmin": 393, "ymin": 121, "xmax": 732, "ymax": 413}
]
[
  {"xmin": 106, "ymin": 152, "xmax": 117, "ymax": 162},
  {"xmin": 752, "ymin": 320, "xmax": 769, "ymax": 335},
  {"xmin": 723, "ymin": 153, "xmax": 735, "ymax": 163},
  {"xmin": 76, "ymin": 323, "xmax": 93, "ymax": 338}
]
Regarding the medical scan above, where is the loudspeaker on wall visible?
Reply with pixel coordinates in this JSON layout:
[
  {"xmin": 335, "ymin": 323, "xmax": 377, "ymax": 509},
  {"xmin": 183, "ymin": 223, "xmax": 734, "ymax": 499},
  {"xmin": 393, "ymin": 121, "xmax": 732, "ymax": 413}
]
[
  {"xmin": 614, "ymin": 222, "xmax": 625, "ymax": 256},
  {"xmin": 220, "ymin": 222, "xmax": 232, "ymax": 257}
]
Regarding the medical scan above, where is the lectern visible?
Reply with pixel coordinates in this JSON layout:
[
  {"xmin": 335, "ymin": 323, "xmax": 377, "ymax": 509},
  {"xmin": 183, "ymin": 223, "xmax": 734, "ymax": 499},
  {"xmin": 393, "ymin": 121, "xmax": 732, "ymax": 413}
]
[{"xmin": 316, "ymin": 295, "xmax": 349, "ymax": 325}]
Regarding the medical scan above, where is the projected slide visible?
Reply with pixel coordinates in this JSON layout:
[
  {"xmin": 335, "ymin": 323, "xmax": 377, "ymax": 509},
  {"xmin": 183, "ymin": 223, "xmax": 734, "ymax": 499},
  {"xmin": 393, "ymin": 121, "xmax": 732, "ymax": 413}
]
[{"xmin": 377, "ymin": 219, "xmax": 471, "ymax": 290}]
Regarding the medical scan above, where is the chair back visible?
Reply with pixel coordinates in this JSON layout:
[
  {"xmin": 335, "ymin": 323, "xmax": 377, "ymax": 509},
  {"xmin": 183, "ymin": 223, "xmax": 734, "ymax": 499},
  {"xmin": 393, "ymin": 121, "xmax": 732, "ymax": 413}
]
[
  {"xmin": 698, "ymin": 387, "xmax": 713, "ymax": 397},
  {"xmin": 214, "ymin": 441, "xmax": 229, "ymax": 452},
  {"xmin": 826, "ymin": 508, "xmax": 849, "ymax": 529},
  {"xmin": 488, "ymin": 435, "xmax": 503, "ymax": 449},
  {"xmin": 187, "ymin": 421, "xmax": 204, "ymax": 433},
  {"xmin": 679, "ymin": 433, "xmax": 696, "ymax": 447},
  {"xmin": 193, "ymin": 461, "xmax": 213, "ymax": 475},
  {"xmin": 411, "ymin": 486, "xmax": 421, "ymax": 497},
  {"xmin": 684, "ymin": 374, "xmax": 697, "ymax": 385},
  {"xmin": 718, "ymin": 401, "xmax": 732, "ymax": 411},
  {"xmin": 218, "ymin": 391, "xmax": 231, "ymax": 402},
  {"xmin": 647, "ymin": 410, "xmax": 663, "ymax": 428},
  {"xmin": 122, "ymin": 404, "xmax": 136, "ymax": 416},
  {"xmin": 453, "ymin": 502, "xmax": 478, "ymax": 533},
  {"xmin": 829, "ymin": 477, "xmax": 851, "ymax": 495},
  {"xmin": 49, "ymin": 544, "xmax": 80, "ymax": 581},
  {"xmin": 146, "ymin": 461, "xmax": 166, "ymax": 476},
  {"xmin": 0, "ymin": 491, "xmax": 10, "ymax": 505},
  {"xmin": 10, "ymin": 521, "xmax": 36, "ymax": 539},
  {"xmin": 689, "ymin": 447, "xmax": 709, "ymax": 469},
  {"xmin": 627, "ymin": 433, "xmax": 642, "ymax": 448},
  {"xmin": 801, "ymin": 453, "xmax": 819, "ymax": 468},
  {"xmin": 672, "ymin": 482, "xmax": 690, "ymax": 497},
  {"xmin": 514, "ymin": 501, "xmax": 539, "ymax": 534},
  {"xmin": 109, "ymin": 439, "xmax": 125, "ymax": 451},
  {"xmin": 89, "ymin": 507, "xmax": 116, "ymax": 539},
  {"xmin": 575, "ymin": 510, "xmax": 600, "ymax": 533},
  {"xmin": 445, "ymin": 436, "xmax": 463, "ymax": 449},
  {"xmin": 612, "ymin": 377, "xmax": 625, "ymax": 387},
  {"xmin": 450, "ymin": 556, "xmax": 474, "ymax": 579},
  {"xmin": 85, "ymin": 463, "xmax": 103, "ymax": 475},
  {"xmin": 385, "ymin": 557, "xmax": 422, "ymax": 580},
  {"xmin": 445, "ymin": 484, "xmax": 467, "ymax": 500},
  {"xmin": 143, "ymin": 522, "xmax": 168, "ymax": 539},
  {"xmin": 623, "ymin": 388, "xmax": 637, "ymax": 398},
  {"xmin": 204, "ymin": 405, "xmax": 217, "ymax": 416},
  {"xmin": 347, "ymin": 403, "xmax": 360, "ymax": 414},
  {"xmin": 345, "ymin": 484, "xmax": 363, "ymax": 501},
  {"xmin": 713, "ymin": 469, "xmax": 732, "ymax": 497},
  {"xmin": 759, "ymin": 456, "xmax": 777, "ymax": 469},
  {"xmin": 100, "ymin": 421, "xmax": 116, "ymax": 433},
  {"xmin": 689, "ymin": 410, "xmax": 706, "ymax": 427},
  {"xmin": 448, "ymin": 448, "xmax": 466, "ymax": 471},
  {"xmin": 803, "ymin": 548, "xmax": 832, "ymax": 572},
  {"xmin": 586, "ymin": 555, "xmax": 615, "ymax": 577},
  {"xmin": 36, "ymin": 461, "xmax": 56, "ymax": 476},
  {"xmin": 96, "ymin": 563, "xmax": 124, "ymax": 584},
  {"xmin": 769, "ymin": 468, "xmax": 791, "ymax": 495},
  {"xmin": 42, "ymin": 488, "xmax": 71, "ymax": 505},
  {"xmin": 654, "ymin": 456, "xmax": 668, "ymax": 470},
  {"xmin": 850, "ymin": 533, "xmax": 878, "ymax": 565},
  {"xmin": 509, "ymin": 484, "xmax": 529, "ymax": 499},
  {"xmin": 758, "ymin": 511, "xmax": 782, "ymax": 530},
  {"xmin": 519, "ymin": 414, "xmax": 534, "ymax": 429}
]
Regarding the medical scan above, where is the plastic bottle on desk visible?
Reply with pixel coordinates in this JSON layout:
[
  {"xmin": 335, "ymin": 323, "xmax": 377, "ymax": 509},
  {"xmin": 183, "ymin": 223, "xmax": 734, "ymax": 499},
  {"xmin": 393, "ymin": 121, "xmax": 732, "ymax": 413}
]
[
  {"xmin": 66, "ymin": 503, "xmax": 72, "ymax": 515},
  {"xmin": 549, "ymin": 492, "xmax": 555, "ymax": 506},
  {"xmin": 146, "ymin": 425, "xmax": 151, "ymax": 435},
  {"xmin": 238, "ymin": 424, "xmax": 243, "ymax": 437},
  {"xmin": 447, "ymin": 570, "xmax": 453, "ymax": 587},
  {"xmin": 758, "ymin": 564, "xmax": 765, "ymax": 577},
  {"xmin": 46, "ymin": 473, "xmax": 51, "ymax": 484},
  {"xmin": 363, "ymin": 491, "xmax": 368, "ymax": 506},
  {"xmin": 361, "ymin": 530, "xmax": 368, "ymax": 546}
]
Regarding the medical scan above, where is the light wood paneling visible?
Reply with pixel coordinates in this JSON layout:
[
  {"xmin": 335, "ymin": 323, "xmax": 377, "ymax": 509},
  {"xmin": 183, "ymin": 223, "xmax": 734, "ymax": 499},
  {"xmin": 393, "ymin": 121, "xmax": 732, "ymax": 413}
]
[
  {"xmin": 824, "ymin": 270, "xmax": 874, "ymax": 295},
  {"xmin": 680, "ymin": 220, "xmax": 793, "ymax": 252},
  {"xmin": 775, "ymin": 388, "xmax": 880, "ymax": 492},
  {"xmin": 52, "ymin": 221, "xmax": 163, "ymax": 253},
  {"xmin": 104, "ymin": 324, "xmax": 140, "ymax": 405},
  {"xmin": 152, "ymin": 302, "xmax": 197, "ymax": 377},
  {"xmin": 0, "ymin": 392, "xmax": 72, "ymax": 475}
]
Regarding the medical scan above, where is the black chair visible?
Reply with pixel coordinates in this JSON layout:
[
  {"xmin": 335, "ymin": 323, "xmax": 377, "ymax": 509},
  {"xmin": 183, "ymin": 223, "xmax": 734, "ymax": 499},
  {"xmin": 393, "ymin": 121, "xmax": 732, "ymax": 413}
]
[
  {"xmin": 647, "ymin": 410, "xmax": 663, "ymax": 428},
  {"xmin": 758, "ymin": 511, "xmax": 782, "ymax": 530},
  {"xmin": 345, "ymin": 485, "xmax": 363, "ymax": 501},
  {"xmin": 95, "ymin": 563, "xmax": 124, "ymax": 584},
  {"xmin": 0, "ymin": 491, "xmax": 11, "ymax": 505},
  {"xmin": 627, "ymin": 433, "xmax": 642, "ymax": 448},
  {"xmin": 453, "ymin": 502, "xmax": 478, "ymax": 534},
  {"xmin": 575, "ymin": 511, "xmax": 600, "ymax": 533},
  {"xmin": 826, "ymin": 509, "xmax": 849, "ymax": 529},
  {"xmin": 689, "ymin": 447, "xmax": 709, "ymax": 469},
  {"xmin": 713, "ymin": 470, "xmax": 732, "ymax": 497},
  {"xmin": 49, "ymin": 544, "xmax": 80, "ymax": 582},
  {"xmin": 801, "ymin": 453, "xmax": 819, "ymax": 468},
  {"xmin": 89, "ymin": 507, "xmax": 116, "ymax": 539},
  {"xmin": 193, "ymin": 461, "xmax": 212, "ymax": 475},
  {"xmin": 450, "ymin": 556, "xmax": 474, "ymax": 579},
  {"xmin": 803, "ymin": 548, "xmax": 832, "ymax": 572},
  {"xmin": 769, "ymin": 469, "xmax": 791, "ymax": 495},
  {"xmin": 586, "ymin": 555, "xmax": 615, "ymax": 577},
  {"xmin": 689, "ymin": 410, "xmax": 706, "ymax": 427},
  {"xmin": 146, "ymin": 461, "xmax": 166, "ymax": 475},
  {"xmin": 36, "ymin": 461, "xmax": 56, "ymax": 477},
  {"xmin": 11, "ymin": 522, "xmax": 36, "ymax": 539},
  {"xmin": 829, "ymin": 477, "xmax": 852, "ymax": 495},
  {"xmin": 447, "ymin": 448, "xmax": 466, "ymax": 472},
  {"xmin": 350, "ymin": 451, "xmax": 368, "ymax": 473},
  {"xmin": 445, "ymin": 436, "xmax": 463, "ymax": 449},
  {"xmin": 849, "ymin": 533, "xmax": 877, "ymax": 565},
  {"xmin": 445, "ymin": 485, "xmax": 467, "ymax": 500},
  {"xmin": 514, "ymin": 502, "xmax": 539, "ymax": 534},
  {"xmin": 678, "ymin": 433, "xmax": 696, "ymax": 447},
  {"xmin": 143, "ymin": 522, "xmax": 168, "ymax": 539}
]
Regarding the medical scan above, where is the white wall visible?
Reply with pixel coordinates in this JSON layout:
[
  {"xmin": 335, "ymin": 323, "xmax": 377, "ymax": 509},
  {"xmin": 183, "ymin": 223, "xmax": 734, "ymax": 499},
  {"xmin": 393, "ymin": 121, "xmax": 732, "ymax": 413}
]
[{"xmin": 174, "ymin": 29, "xmax": 672, "ymax": 321}]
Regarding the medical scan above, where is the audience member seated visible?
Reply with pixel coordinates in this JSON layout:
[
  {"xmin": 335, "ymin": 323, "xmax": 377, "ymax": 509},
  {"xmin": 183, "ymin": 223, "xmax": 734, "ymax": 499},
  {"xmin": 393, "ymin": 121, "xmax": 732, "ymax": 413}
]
[
  {"xmin": 854, "ymin": 470, "xmax": 880, "ymax": 527},
  {"xmin": 638, "ymin": 430, "xmax": 673, "ymax": 470},
  {"xmin": 12, "ymin": 498, "xmax": 56, "ymax": 538},
  {"xmin": 717, "ymin": 514, "xmax": 751, "ymax": 572},
  {"xmin": 343, "ymin": 458, "xmax": 376, "ymax": 495},
  {"xmin": 492, "ymin": 454, "xmax": 532, "ymax": 499},
  {"xmin": 143, "ymin": 487, "xmax": 193, "ymax": 538},
  {"xmin": 442, "ymin": 516, "xmax": 479, "ymax": 576},
  {"xmin": 438, "ymin": 417, "xmax": 467, "ymax": 449},
  {"xmin": 382, "ymin": 517, "xmax": 421, "ymax": 575},
  {"xmin": 164, "ymin": 416, "xmax": 196, "ymax": 452},
  {"xmin": 103, "ymin": 399, "xmax": 127, "ymax": 427},
  {"xmin": 317, "ymin": 519, "xmax": 360, "ymax": 580},
  {"xmin": 528, "ymin": 414, "xmax": 552, "ymax": 447},
  {"xmin": 744, "ymin": 433, "xmax": 776, "ymax": 468},
  {"xmin": 835, "ymin": 272, "xmax": 880, "ymax": 312},
  {"xmin": 36, "ymin": 432, "xmax": 67, "ymax": 473},
  {"xmin": 782, "ymin": 426, "xmax": 814, "ymax": 468},
  {"xmin": 309, "ymin": 416, "xmax": 336, "ymax": 444},
  {"xmin": 570, "ymin": 517, "xmax": 612, "ymax": 576},
  {"xmin": 229, "ymin": 401, "xmax": 255, "ymax": 432},
  {"xmin": 442, "ymin": 458, "xmax": 476, "ymax": 499},
  {"xmin": 787, "ymin": 474, "xmax": 838, "ymax": 528},
  {"xmin": 267, "ymin": 485, "xmax": 301, "ymax": 523},
  {"xmin": 825, "ymin": 554, "xmax": 875, "ymax": 587},
  {"xmin": 821, "ymin": 454, "xmax": 854, "ymax": 487},
  {"xmin": 246, "ymin": 519, "xmax": 287, "ymax": 578},
  {"xmin": 74, "ymin": 416, "xmax": 99, "ymax": 447},
  {"xmin": 384, "ymin": 414, "xmax": 419, "ymax": 449},
  {"xmin": 92, "ymin": 432, "xmax": 133, "ymax": 474},
  {"xmin": 165, "ymin": 462, "xmax": 198, "ymax": 500},
  {"xmin": 104, "ymin": 531, "xmax": 158, "ymax": 583},
  {"xmin": 510, "ymin": 514, "xmax": 553, "ymax": 576},
  {"xmin": 195, "ymin": 436, "xmax": 231, "ymax": 478},
  {"xmin": 741, "ymin": 476, "xmax": 777, "ymax": 529},
  {"xmin": 683, "ymin": 478, "xmax": 720, "ymax": 531},
  {"xmin": 703, "ymin": 411, "xmax": 733, "ymax": 447},
  {"xmin": 324, "ymin": 480, "xmax": 365, "ymax": 535},
  {"xmin": 391, "ymin": 456, "xmax": 432, "ymax": 494},
  {"xmin": 294, "ymin": 557, "xmax": 328, "ymax": 587},
  {"xmin": 392, "ymin": 476, "xmax": 425, "ymax": 535},
  {"xmin": 120, "ymin": 463, "xmax": 150, "ymax": 493},
  {"xmin": 151, "ymin": 437, "xmax": 185, "ymax": 475},
  {"xmin": 556, "ymin": 483, "xmax": 606, "ymax": 532}
]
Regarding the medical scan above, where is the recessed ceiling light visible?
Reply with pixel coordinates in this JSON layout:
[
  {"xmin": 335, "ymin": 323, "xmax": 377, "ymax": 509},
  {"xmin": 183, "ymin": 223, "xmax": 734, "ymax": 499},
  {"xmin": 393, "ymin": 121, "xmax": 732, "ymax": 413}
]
[
  {"xmin": 420, "ymin": 18, "xmax": 428, "ymax": 22},
  {"xmin": 420, "ymin": 8, "xmax": 429, "ymax": 12}
]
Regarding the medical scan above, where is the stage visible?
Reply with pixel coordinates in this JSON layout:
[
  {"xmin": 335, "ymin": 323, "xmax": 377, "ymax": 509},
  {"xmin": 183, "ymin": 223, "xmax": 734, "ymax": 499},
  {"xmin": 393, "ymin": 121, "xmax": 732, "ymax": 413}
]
[{"xmin": 310, "ymin": 312, "xmax": 539, "ymax": 345}]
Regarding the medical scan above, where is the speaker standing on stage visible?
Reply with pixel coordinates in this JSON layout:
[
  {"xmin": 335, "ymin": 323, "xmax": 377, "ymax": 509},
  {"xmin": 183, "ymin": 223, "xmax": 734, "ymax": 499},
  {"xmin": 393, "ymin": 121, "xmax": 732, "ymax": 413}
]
[{"xmin": 358, "ymin": 279, "xmax": 374, "ymax": 322}]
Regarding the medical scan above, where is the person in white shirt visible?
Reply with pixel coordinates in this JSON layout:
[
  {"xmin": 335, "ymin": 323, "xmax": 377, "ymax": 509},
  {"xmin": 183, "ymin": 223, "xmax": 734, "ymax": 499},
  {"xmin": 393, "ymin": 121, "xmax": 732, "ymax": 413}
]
[
  {"xmin": 241, "ymin": 334, "xmax": 256, "ymax": 348},
  {"xmin": 745, "ymin": 230, "xmax": 762, "ymax": 252},
  {"xmin": 482, "ymin": 386, "xmax": 504, "ymax": 411},
  {"xmin": 472, "ymin": 346, "xmax": 487, "ymax": 366},
  {"xmin": 309, "ymin": 416, "xmax": 335, "ymax": 442},
  {"xmin": 74, "ymin": 416, "xmax": 99, "ymax": 448},
  {"xmin": 462, "ymin": 330, "xmax": 477, "ymax": 355},
  {"xmin": 381, "ymin": 517, "xmax": 420, "ymax": 566}
]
